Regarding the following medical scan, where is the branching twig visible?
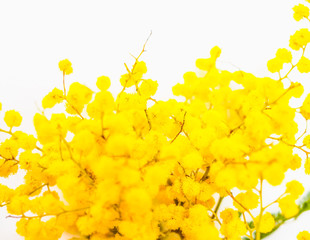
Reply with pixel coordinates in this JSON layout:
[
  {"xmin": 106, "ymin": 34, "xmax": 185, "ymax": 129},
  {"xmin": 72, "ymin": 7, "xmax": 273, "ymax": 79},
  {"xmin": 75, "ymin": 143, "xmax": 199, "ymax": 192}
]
[{"xmin": 170, "ymin": 111, "xmax": 187, "ymax": 144}]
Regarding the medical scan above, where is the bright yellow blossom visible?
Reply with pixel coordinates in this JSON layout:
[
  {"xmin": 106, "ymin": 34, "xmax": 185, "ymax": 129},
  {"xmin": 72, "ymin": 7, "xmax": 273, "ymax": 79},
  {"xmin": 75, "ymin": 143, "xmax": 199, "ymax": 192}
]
[
  {"xmin": 256, "ymin": 212, "xmax": 275, "ymax": 233},
  {"xmin": 42, "ymin": 87, "xmax": 64, "ymax": 109},
  {"xmin": 290, "ymin": 154, "xmax": 302, "ymax": 170},
  {"xmin": 4, "ymin": 110, "xmax": 22, "ymax": 128},
  {"xmin": 139, "ymin": 79, "xmax": 158, "ymax": 98},
  {"xmin": 278, "ymin": 195, "xmax": 299, "ymax": 218},
  {"xmin": 233, "ymin": 190, "xmax": 259, "ymax": 212},
  {"xmin": 96, "ymin": 75, "xmax": 111, "ymax": 91},
  {"xmin": 210, "ymin": 45, "xmax": 221, "ymax": 59},
  {"xmin": 298, "ymin": 56, "xmax": 310, "ymax": 73},
  {"xmin": 286, "ymin": 180, "xmax": 304, "ymax": 198},
  {"xmin": 276, "ymin": 48, "xmax": 292, "ymax": 63},
  {"xmin": 66, "ymin": 82, "xmax": 93, "ymax": 114},
  {"xmin": 267, "ymin": 58, "xmax": 283, "ymax": 73},
  {"xmin": 58, "ymin": 59, "xmax": 73, "ymax": 75},
  {"xmin": 293, "ymin": 4, "xmax": 309, "ymax": 21},
  {"xmin": 297, "ymin": 231, "xmax": 310, "ymax": 240},
  {"xmin": 289, "ymin": 28, "xmax": 310, "ymax": 50}
]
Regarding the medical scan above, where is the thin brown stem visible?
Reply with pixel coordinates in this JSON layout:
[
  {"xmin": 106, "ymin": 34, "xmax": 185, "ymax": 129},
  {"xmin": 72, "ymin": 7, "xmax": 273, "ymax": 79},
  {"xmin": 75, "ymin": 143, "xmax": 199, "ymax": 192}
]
[
  {"xmin": 268, "ymin": 136, "xmax": 309, "ymax": 156},
  {"xmin": 170, "ymin": 111, "xmax": 187, "ymax": 144},
  {"xmin": 263, "ymin": 192, "xmax": 287, "ymax": 211},
  {"xmin": 6, "ymin": 206, "xmax": 89, "ymax": 219},
  {"xmin": 226, "ymin": 190, "xmax": 255, "ymax": 221},
  {"xmin": 0, "ymin": 128, "xmax": 13, "ymax": 135},
  {"xmin": 296, "ymin": 120, "xmax": 308, "ymax": 141},
  {"xmin": 27, "ymin": 183, "xmax": 48, "ymax": 196},
  {"xmin": 64, "ymin": 99, "xmax": 85, "ymax": 119},
  {"xmin": 61, "ymin": 137, "xmax": 94, "ymax": 183},
  {"xmin": 211, "ymin": 196, "xmax": 223, "ymax": 219}
]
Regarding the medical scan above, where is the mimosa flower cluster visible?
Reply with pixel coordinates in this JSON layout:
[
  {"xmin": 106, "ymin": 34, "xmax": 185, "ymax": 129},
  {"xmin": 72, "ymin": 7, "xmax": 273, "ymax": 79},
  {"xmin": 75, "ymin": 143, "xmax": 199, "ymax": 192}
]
[{"xmin": 1, "ymin": 1, "xmax": 310, "ymax": 240}]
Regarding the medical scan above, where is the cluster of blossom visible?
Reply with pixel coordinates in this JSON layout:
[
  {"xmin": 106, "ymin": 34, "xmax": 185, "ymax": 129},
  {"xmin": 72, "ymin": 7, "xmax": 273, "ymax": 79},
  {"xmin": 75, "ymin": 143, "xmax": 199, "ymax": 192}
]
[{"xmin": 1, "ymin": 1, "xmax": 310, "ymax": 240}]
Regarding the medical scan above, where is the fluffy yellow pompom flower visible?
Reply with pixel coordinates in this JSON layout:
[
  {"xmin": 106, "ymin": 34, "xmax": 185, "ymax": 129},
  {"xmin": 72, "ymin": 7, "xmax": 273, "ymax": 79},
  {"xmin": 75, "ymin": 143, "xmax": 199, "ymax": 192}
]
[
  {"xmin": 293, "ymin": 4, "xmax": 309, "ymax": 21},
  {"xmin": 289, "ymin": 82, "xmax": 304, "ymax": 98},
  {"xmin": 290, "ymin": 154, "xmax": 302, "ymax": 170},
  {"xmin": 286, "ymin": 180, "xmax": 304, "ymax": 198},
  {"xmin": 14, "ymin": 131, "xmax": 37, "ymax": 151},
  {"xmin": 220, "ymin": 208, "xmax": 239, "ymax": 224},
  {"xmin": 276, "ymin": 48, "xmax": 292, "ymax": 63},
  {"xmin": 87, "ymin": 91, "xmax": 115, "ymax": 118},
  {"xmin": 96, "ymin": 75, "xmax": 111, "ymax": 91},
  {"xmin": 210, "ymin": 46, "xmax": 221, "ymax": 59},
  {"xmin": 0, "ymin": 184, "xmax": 14, "ymax": 204},
  {"xmin": 289, "ymin": 28, "xmax": 310, "ymax": 51},
  {"xmin": 220, "ymin": 218, "xmax": 247, "ymax": 239},
  {"xmin": 297, "ymin": 56, "xmax": 310, "ymax": 73},
  {"xmin": 120, "ymin": 61, "xmax": 147, "ymax": 88},
  {"xmin": 122, "ymin": 187, "xmax": 152, "ymax": 215},
  {"xmin": 180, "ymin": 151, "xmax": 204, "ymax": 171},
  {"xmin": 66, "ymin": 82, "xmax": 93, "ymax": 114},
  {"xmin": 233, "ymin": 190, "xmax": 259, "ymax": 212},
  {"xmin": 134, "ymin": 60, "xmax": 147, "ymax": 74},
  {"xmin": 33, "ymin": 113, "xmax": 59, "ymax": 144},
  {"xmin": 188, "ymin": 204, "xmax": 210, "ymax": 225},
  {"xmin": 76, "ymin": 215, "xmax": 96, "ymax": 236},
  {"xmin": 71, "ymin": 130, "xmax": 96, "ymax": 155},
  {"xmin": 139, "ymin": 79, "xmax": 158, "ymax": 98},
  {"xmin": 6, "ymin": 195, "xmax": 30, "ymax": 215},
  {"xmin": 256, "ymin": 212, "xmax": 275, "ymax": 233},
  {"xmin": 263, "ymin": 163, "xmax": 285, "ymax": 186},
  {"xmin": 196, "ymin": 46, "xmax": 221, "ymax": 71},
  {"xmin": 4, "ymin": 110, "xmax": 22, "ymax": 128},
  {"xmin": 182, "ymin": 177, "xmax": 201, "ymax": 198},
  {"xmin": 196, "ymin": 47, "xmax": 222, "ymax": 71},
  {"xmin": 0, "ymin": 139, "xmax": 19, "ymax": 160},
  {"xmin": 58, "ymin": 59, "xmax": 73, "ymax": 75},
  {"xmin": 42, "ymin": 88, "xmax": 64, "ymax": 109},
  {"xmin": 297, "ymin": 231, "xmax": 310, "ymax": 240},
  {"xmin": 267, "ymin": 58, "xmax": 283, "ymax": 73},
  {"xmin": 278, "ymin": 195, "xmax": 299, "ymax": 218},
  {"xmin": 196, "ymin": 58, "xmax": 215, "ymax": 71}
]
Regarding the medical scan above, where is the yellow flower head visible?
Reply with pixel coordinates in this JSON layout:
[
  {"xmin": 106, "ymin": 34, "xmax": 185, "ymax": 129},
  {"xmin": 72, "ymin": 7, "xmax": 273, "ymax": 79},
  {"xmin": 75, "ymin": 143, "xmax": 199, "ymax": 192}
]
[
  {"xmin": 4, "ymin": 110, "xmax": 22, "ymax": 128},
  {"xmin": 293, "ymin": 4, "xmax": 309, "ymax": 21},
  {"xmin": 96, "ymin": 75, "xmax": 111, "ymax": 91},
  {"xmin": 286, "ymin": 180, "xmax": 304, "ymax": 199},
  {"xmin": 289, "ymin": 28, "xmax": 310, "ymax": 51},
  {"xmin": 278, "ymin": 195, "xmax": 299, "ymax": 218},
  {"xmin": 276, "ymin": 48, "xmax": 292, "ymax": 63},
  {"xmin": 42, "ymin": 88, "xmax": 64, "ymax": 109},
  {"xmin": 267, "ymin": 58, "xmax": 283, "ymax": 73},
  {"xmin": 210, "ymin": 46, "xmax": 221, "ymax": 59},
  {"xmin": 297, "ymin": 231, "xmax": 310, "ymax": 240},
  {"xmin": 297, "ymin": 56, "xmax": 310, "ymax": 73},
  {"xmin": 255, "ymin": 212, "xmax": 275, "ymax": 233},
  {"xmin": 233, "ymin": 190, "xmax": 259, "ymax": 212},
  {"xmin": 58, "ymin": 59, "xmax": 73, "ymax": 75}
]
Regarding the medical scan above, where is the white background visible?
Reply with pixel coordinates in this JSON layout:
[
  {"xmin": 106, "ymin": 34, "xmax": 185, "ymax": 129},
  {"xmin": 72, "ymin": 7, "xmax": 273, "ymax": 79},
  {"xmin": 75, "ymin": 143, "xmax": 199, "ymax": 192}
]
[{"xmin": 0, "ymin": 0, "xmax": 310, "ymax": 239}]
